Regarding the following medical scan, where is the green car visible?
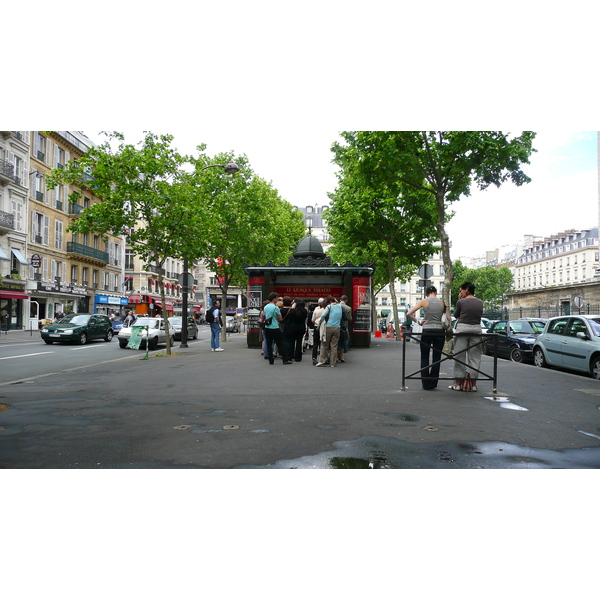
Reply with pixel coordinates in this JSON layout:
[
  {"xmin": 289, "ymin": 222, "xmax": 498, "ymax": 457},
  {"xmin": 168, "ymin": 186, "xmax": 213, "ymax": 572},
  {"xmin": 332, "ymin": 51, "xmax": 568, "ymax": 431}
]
[{"xmin": 40, "ymin": 314, "xmax": 114, "ymax": 345}]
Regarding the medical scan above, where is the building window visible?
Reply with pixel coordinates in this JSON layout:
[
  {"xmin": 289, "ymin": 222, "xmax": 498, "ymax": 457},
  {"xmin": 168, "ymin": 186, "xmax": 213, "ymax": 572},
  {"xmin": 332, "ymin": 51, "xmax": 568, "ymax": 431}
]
[
  {"xmin": 71, "ymin": 265, "xmax": 78, "ymax": 283},
  {"xmin": 34, "ymin": 132, "xmax": 46, "ymax": 162},
  {"xmin": 31, "ymin": 212, "xmax": 49, "ymax": 245},
  {"xmin": 53, "ymin": 145, "xmax": 65, "ymax": 169},
  {"xmin": 54, "ymin": 220, "xmax": 64, "ymax": 250},
  {"xmin": 125, "ymin": 249, "xmax": 134, "ymax": 269},
  {"xmin": 82, "ymin": 267, "xmax": 89, "ymax": 286}
]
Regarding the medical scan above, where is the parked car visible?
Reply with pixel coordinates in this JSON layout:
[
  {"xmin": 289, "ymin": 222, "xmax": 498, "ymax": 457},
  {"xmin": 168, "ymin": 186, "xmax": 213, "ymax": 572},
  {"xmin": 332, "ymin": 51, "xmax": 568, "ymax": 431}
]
[
  {"xmin": 226, "ymin": 316, "xmax": 239, "ymax": 333},
  {"xmin": 111, "ymin": 320, "xmax": 124, "ymax": 334},
  {"xmin": 168, "ymin": 316, "xmax": 198, "ymax": 341},
  {"xmin": 40, "ymin": 313, "xmax": 114, "ymax": 345},
  {"xmin": 117, "ymin": 317, "xmax": 174, "ymax": 350},
  {"xmin": 482, "ymin": 319, "xmax": 547, "ymax": 362},
  {"xmin": 533, "ymin": 315, "xmax": 600, "ymax": 379}
]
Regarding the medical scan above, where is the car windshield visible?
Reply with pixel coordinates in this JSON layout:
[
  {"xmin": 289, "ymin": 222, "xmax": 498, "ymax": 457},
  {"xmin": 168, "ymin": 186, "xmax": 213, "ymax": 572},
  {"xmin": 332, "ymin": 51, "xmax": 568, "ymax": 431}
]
[
  {"xmin": 529, "ymin": 321, "xmax": 546, "ymax": 333},
  {"xmin": 60, "ymin": 315, "xmax": 90, "ymax": 325},
  {"xmin": 587, "ymin": 318, "xmax": 600, "ymax": 336},
  {"xmin": 169, "ymin": 317, "xmax": 182, "ymax": 325},
  {"xmin": 509, "ymin": 321, "xmax": 534, "ymax": 334},
  {"xmin": 133, "ymin": 318, "xmax": 160, "ymax": 328}
]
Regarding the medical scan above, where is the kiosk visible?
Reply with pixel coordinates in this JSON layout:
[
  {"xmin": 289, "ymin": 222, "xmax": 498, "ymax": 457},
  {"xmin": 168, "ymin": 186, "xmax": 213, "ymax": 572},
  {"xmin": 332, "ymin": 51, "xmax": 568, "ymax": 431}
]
[{"xmin": 244, "ymin": 235, "xmax": 375, "ymax": 348}]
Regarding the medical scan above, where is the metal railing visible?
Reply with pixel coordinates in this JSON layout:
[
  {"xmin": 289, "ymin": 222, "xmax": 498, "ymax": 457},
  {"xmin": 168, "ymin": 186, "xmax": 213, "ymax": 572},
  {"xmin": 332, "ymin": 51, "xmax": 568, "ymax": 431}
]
[
  {"xmin": 0, "ymin": 210, "xmax": 15, "ymax": 229},
  {"xmin": 401, "ymin": 331, "xmax": 499, "ymax": 392},
  {"xmin": 66, "ymin": 242, "xmax": 109, "ymax": 263}
]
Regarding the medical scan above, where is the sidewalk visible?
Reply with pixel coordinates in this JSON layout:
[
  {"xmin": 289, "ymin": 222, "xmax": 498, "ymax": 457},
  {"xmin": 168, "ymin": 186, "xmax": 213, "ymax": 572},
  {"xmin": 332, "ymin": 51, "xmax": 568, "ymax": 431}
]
[{"xmin": 0, "ymin": 328, "xmax": 43, "ymax": 344}]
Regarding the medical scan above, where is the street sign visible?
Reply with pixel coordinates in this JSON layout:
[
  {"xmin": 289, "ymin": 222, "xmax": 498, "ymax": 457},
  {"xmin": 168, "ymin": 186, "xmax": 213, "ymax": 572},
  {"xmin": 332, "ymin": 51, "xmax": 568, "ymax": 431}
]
[
  {"xmin": 178, "ymin": 272, "xmax": 194, "ymax": 287},
  {"xmin": 417, "ymin": 279, "xmax": 431, "ymax": 288},
  {"xmin": 418, "ymin": 264, "xmax": 433, "ymax": 279}
]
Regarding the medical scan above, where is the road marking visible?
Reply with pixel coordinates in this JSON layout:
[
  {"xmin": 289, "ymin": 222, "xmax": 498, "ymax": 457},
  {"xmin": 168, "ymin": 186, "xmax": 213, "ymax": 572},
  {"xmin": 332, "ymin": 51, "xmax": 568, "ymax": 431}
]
[
  {"xmin": 0, "ymin": 351, "xmax": 54, "ymax": 361},
  {"xmin": 69, "ymin": 345, "xmax": 105, "ymax": 351}
]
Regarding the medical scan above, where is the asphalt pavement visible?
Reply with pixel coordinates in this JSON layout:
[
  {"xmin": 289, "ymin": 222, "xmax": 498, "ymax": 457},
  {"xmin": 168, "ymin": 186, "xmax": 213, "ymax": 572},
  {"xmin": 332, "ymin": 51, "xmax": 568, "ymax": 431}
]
[{"xmin": 1, "ymin": 328, "xmax": 600, "ymax": 468}]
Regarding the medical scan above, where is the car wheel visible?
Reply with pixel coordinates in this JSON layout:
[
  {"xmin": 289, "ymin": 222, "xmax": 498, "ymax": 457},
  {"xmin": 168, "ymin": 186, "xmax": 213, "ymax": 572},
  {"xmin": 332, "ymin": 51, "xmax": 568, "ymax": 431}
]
[
  {"xmin": 510, "ymin": 347, "xmax": 523, "ymax": 363},
  {"xmin": 149, "ymin": 337, "xmax": 158, "ymax": 350},
  {"xmin": 533, "ymin": 347, "xmax": 546, "ymax": 368},
  {"xmin": 482, "ymin": 340, "xmax": 488, "ymax": 355},
  {"xmin": 105, "ymin": 330, "xmax": 113, "ymax": 342},
  {"xmin": 79, "ymin": 332, "xmax": 88, "ymax": 345},
  {"xmin": 119, "ymin": 340, "xmax": 127, "ymax": 348},
  {"xmin": 170, "ymin": 335, "xmax": 175, "ymax": 347},
  {"xmin": 44, "ymin": 340, "xmax": 53, "ymax": 345},
  {"xmin": 590, "ymin": 356, "xmax": 600, "ymax": 380}
]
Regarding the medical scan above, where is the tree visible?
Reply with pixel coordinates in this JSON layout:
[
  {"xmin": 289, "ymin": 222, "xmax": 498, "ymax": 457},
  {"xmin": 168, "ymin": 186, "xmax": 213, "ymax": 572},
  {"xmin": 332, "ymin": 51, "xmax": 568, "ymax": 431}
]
[
  {"xmin": 47, "ymin": 131, "xmax": 210, "ymax": 355},
  {"xmin": 336, "ymin": 131, "xmax": 537, "ymax": 308},
  {"xmin": 328, "ymin": 132, "xmax": 439, "ymax": 337},
  {"xmin": 450, "ymin": 260, "xmax": 514, "ymax": 312},
  {"xmin": 187, "ymin": 152, "xmax": 305, "ymax": 340}
]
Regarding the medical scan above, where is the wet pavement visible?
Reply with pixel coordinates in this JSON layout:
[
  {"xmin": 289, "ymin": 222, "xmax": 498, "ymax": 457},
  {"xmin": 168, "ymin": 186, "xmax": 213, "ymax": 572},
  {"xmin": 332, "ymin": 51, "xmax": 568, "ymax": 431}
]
[{"xmin": 1, "ymin": 332, "xmax": 600, "ymax": 468}]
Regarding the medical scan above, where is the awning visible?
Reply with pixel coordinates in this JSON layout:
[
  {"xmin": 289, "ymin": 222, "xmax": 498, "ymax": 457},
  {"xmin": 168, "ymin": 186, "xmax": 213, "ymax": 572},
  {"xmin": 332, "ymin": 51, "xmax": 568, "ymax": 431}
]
[
  {"xmin": 0, "ymin": 247, "xmax": 9, "ymax": 261},
  {"xmin": 128, "ymin": 295, "xmax": 144, "ymax": 303},
  {"xmin": 11, "ymin": 248, "xmax": 30, "ymax": 266},
  {"xmin": 0, "ymin": 291, "xmax": 29, "ymax": 300}
]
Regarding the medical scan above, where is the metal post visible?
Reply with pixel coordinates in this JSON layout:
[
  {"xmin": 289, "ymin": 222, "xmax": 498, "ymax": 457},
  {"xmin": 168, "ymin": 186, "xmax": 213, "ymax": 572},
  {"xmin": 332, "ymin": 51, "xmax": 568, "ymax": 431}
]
[{"xmin": 180, "ymin": 257, "xmax": 189, "ymax": 348}]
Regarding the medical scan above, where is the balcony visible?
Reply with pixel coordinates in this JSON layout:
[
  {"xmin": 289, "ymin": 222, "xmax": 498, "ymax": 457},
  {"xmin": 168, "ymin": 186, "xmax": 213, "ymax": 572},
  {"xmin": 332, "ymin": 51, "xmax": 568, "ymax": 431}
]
[
  {"xmin": 66, "ymin": 242, "xmax": 109, "ymax": 264},
  {"xmin": 0, "ymin": 159, "xmax": 15, "ymax": 186},
  {"xmin": 36, "ymin": 191, "xmax": 44, "ymax": 202},
  {"xmin": 0, "ymin": 209, "xmax": 15, "ymax": 232},
  {"xmin": 69, "ymin": 203, "xmax": 84, "ymax": 215}
]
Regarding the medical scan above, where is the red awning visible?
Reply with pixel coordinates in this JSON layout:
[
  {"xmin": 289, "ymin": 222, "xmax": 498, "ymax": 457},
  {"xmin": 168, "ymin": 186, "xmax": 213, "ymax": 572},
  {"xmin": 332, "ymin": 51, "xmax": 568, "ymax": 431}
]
[
  {"xmin": 128, "ymin": 295, "xmax": 144, "ymax": 303},
  {"xmin": 0, "ymin": 291, "xmax": 29, "ymax": 300}
]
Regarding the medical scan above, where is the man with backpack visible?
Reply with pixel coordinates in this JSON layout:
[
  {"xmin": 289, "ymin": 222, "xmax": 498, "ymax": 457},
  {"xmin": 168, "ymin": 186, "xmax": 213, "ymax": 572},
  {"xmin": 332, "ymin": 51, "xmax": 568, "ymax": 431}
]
[{"xmin": 206, "ymin": 300, "xmax": 224, "ymax": 352}]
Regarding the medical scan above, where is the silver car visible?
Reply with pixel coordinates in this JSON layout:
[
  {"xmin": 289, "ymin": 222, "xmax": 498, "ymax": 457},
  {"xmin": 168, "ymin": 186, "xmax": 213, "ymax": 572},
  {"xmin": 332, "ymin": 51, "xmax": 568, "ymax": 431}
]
[
  {"xmin": 117, "ymin": 317, "xmax": 174, "ymax": 350},
  {"xmin": 533, "ymin": 315, "xmax": 600, "ymax": 379}
]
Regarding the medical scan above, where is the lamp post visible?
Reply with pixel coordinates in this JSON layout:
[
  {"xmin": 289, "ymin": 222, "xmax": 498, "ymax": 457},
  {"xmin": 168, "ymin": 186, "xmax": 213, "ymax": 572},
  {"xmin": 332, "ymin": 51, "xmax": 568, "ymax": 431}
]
[{"xmin": 179, "ymin": 161, "xmax": 239, "ymax": 348}]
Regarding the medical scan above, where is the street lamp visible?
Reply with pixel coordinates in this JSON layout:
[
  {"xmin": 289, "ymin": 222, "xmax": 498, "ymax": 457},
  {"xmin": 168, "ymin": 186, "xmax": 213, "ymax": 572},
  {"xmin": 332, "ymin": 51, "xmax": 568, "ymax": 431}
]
[{"xmin": 179, "ymin": 161, "xmax": 239, "ymax": 348}]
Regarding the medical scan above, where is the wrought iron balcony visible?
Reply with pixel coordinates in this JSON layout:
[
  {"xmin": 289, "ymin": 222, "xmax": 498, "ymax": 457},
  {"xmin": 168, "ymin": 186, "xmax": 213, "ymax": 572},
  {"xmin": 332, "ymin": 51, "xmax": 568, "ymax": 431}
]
[
  {"xmin": 66, "ymin": 242, "xmax": 109, "ymax": 263},
  {"xmin": 0, "ymin": 209, "xmax": 15, "ymax": 231},
  {"xmin": 69, "ymin": 203, "xmax": 84, "ymax": 215},
  {"xmin": 0, "ymin": 159, "xmax": 15, "ymax": 185}
]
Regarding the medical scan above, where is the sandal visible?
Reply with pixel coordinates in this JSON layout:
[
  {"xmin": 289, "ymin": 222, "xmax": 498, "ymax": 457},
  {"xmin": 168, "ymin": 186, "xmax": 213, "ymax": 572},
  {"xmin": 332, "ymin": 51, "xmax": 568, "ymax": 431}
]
[
  {"xmin": 448, "ymin": 384, "xmax": 461, "ymax": 391},
  {"xmin": 471, "ymin": 386, "xmax": 478, "ymax": 392}
]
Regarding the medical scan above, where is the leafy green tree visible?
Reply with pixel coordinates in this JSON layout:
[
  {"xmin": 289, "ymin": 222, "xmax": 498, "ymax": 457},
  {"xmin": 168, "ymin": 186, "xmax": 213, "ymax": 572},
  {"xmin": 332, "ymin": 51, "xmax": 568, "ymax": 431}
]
[
  {"xmin": 187, "ymin": 152, "xmax": 305, "ymax": 340},
  {"xmin": 328, "ymin": 133, "xmax": 439, "ymax": 337},
  {"xmin": 451, "ymin": 261, "xmax": 514, "ymax": 311},
  {"xmin": 47, "ymin": 131, "xmax": 207, "ymax": 354},
  {"xmin": 336, "ymin": 131, "xmax": 536, "ymax": 308}
]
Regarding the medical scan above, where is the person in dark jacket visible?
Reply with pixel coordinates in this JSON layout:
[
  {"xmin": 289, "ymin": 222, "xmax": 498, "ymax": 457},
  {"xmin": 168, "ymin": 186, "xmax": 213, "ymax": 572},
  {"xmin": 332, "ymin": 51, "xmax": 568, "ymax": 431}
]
[{"xmin": 284, "ymin": 300, "xmax": 308, "ymax": 362}]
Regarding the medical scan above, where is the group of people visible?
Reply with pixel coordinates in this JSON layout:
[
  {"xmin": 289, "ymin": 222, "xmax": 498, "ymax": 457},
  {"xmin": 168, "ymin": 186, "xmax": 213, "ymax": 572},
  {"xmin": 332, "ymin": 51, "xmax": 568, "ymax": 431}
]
[
  {"xmin": 406, "ymin": 282, "xmax": 484, "ymax": 392},
  {"xmin": 259, "ymin": 293, "xmax": 352, "ymax": 367}
]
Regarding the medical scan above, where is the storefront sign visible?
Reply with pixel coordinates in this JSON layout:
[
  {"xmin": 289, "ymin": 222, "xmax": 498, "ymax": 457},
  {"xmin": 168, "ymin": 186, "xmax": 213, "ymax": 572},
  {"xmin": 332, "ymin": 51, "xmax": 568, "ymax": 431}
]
[
  {"xmin": 30, "ymin": 254, "xmax": 42, "ymax": 268},
  {"xmin": 37, "ymin": 281, "xmax": 87, "ymax": 295},
  {"xmin": 247, "ymin": 308, "xmax": 261, "ymax": 332},
  {"xmin": 95, "ymin": 294, "xmax": 129, "ymax": 306},
  {"xmin": 275, "ymin": 286, "xmax": 344, "ymax": 298}
]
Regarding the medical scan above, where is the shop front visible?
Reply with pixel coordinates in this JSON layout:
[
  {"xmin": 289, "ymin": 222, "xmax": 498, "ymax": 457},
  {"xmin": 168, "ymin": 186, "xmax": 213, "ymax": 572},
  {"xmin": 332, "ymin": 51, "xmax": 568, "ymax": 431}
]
[
  {"xmin": 31, "ymin": 281, "xmax": 90, "ymax": 327},
  {"xmin": 94, "ymin": 293, "xmax": 130, "ymax": 317},
  {"xmin": 127, "ymin": 294, "xmax": 175, "ymax": 317},
  {"xmin": 0, "ymin": 281, "xmax": 28, "ymax": 330}
]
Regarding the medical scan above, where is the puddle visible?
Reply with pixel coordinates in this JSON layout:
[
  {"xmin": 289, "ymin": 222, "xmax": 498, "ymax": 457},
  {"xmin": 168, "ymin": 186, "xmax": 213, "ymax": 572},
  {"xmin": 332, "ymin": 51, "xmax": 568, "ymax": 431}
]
[
  {"xmin": 234, "ymin": 436, "xmax": 600, "ymax": 469},
  {"xmin": 485, "ymin": 396, "xmax": 529, "ymax": 411}
]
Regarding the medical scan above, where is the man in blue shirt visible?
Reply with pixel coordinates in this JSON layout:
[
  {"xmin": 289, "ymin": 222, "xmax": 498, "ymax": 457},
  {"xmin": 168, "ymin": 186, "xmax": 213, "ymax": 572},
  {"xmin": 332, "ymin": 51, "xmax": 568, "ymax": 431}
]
[
  {"xmin": 315, "ymin": 297, "xmax": 344, "ymax": 368},
  {"xmin": 210, "ymin": 300, "xmax": 224, "ymax": 352},
  {"xmin": 263, "ymin": 291, "xmax": 289, "ymax": 365}
]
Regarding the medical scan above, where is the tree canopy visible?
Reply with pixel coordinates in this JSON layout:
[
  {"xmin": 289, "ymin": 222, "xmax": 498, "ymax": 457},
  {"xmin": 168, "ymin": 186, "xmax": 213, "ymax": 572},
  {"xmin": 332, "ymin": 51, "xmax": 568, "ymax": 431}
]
[{"xmin": 331, "ymin": 131, "xmax": 537, "ymax": 307}]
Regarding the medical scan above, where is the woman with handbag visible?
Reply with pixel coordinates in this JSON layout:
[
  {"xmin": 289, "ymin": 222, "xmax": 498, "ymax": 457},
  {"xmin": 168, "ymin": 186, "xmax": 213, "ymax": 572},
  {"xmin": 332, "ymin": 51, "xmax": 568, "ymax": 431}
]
[{"xmin": 407, "ymin": 286, "xmax": 452, "ymax": 390}]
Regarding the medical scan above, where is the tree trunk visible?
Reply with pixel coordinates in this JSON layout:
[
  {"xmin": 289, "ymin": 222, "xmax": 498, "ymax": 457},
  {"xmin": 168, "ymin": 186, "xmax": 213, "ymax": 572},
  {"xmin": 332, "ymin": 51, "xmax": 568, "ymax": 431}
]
[
  {"xmin": 387, "ymin": 247, "xmax": 402, "ymax": 340},
  {"xmin": 436, "ymin": 191, "xmax": 454, "ymax": 309},
  {"xmin": 156, "ymin": 259, "xmax": 172, "ymax": 355}
]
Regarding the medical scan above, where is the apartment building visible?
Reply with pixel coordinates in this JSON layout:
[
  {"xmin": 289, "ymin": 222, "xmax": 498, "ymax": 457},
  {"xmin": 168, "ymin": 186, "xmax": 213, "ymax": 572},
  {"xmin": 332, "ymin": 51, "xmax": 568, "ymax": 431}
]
[
  {"xmin": 294, "ymin": 203, "xmax": 330, "ymax": 251},
  {"xmin": 513, "ymin": 228, "xmax": 598, "ymax": 291},
  {"xmin": 0, "ymin": 131, "xmax": 29, "ymax": 329}
]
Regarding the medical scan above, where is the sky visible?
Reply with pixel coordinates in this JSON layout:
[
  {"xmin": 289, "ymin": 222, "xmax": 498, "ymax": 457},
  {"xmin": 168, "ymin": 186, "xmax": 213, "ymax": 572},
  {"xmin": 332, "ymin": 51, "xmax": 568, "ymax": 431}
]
[{"xmin": 85, "ymin": 129, "xmax": 598, "ymax": 261}]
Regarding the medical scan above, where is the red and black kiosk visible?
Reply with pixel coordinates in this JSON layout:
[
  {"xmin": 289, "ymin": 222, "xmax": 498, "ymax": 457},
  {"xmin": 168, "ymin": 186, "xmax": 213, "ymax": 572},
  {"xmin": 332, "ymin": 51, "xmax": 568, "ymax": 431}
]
[{"xmin": 243, "ymin": 235, "xmax": 375, "ymax": 348}]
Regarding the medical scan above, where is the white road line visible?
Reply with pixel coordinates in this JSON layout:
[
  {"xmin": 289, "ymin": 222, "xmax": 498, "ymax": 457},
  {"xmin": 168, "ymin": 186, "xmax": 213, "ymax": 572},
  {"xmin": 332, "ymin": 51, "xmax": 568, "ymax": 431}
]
[
  {"xmin": 69, "ymin": 345, "xmax": 105, "ymax": 351},
  {"xmin": 0, "ymin": 351, "xmax": 54, "ymax": 361}
]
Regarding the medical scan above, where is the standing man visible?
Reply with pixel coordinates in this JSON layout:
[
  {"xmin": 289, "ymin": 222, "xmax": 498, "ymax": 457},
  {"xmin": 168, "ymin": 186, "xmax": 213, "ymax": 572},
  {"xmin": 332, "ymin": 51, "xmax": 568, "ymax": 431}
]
[
  {"xmin": 339, "ymin": 295, "xmax": 352, "ymax": 361},
  {"xmin": 209, "ymin": 300, "xmax": 224, "ymax": 352},
  {"xmin": 263, "ymin": 292, "xmax": 285, "ymax": 365}
]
